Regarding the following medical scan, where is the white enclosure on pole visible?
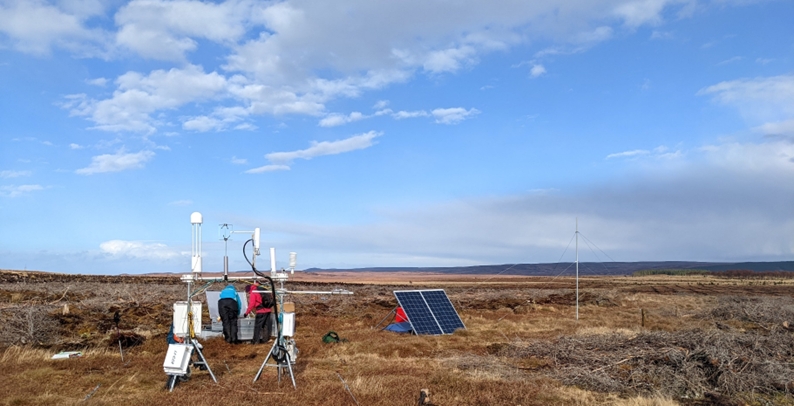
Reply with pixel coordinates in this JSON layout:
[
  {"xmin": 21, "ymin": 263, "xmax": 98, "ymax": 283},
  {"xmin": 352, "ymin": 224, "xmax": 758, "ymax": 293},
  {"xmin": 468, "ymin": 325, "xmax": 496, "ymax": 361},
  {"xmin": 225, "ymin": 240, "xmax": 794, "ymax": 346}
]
[
  {"xmin": 191, "ymin": 212, "xmax": 203, "ymax": 274},
  {"xmin": 270, "ymin": 247, "xmax": 277, "ymax": 274}
]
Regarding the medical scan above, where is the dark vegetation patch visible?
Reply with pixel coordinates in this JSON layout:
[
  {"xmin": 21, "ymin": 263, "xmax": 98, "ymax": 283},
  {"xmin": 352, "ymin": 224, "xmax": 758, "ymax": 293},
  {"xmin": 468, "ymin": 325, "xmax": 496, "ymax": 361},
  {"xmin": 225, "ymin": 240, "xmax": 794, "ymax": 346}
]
[{"xmin": 496, "ymin": 297, "xmax": 794, "ymax": 402}]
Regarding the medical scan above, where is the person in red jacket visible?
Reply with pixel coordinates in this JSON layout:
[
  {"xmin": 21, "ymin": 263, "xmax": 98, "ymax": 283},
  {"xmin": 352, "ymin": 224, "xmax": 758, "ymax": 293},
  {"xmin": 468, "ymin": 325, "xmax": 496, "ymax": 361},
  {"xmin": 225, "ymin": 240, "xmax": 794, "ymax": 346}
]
[{"xmin": 244, "ymin": 283, "xmax": 274, "ymax": 344}]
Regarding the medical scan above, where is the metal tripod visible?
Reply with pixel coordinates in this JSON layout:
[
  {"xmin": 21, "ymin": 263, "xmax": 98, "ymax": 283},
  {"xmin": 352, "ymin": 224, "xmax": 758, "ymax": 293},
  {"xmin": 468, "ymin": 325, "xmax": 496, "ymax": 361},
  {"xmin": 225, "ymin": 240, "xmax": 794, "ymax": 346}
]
[
  {"xmin": 165, "ymin": 338, "xmax": 217, "ymax": 392},
  {"xmin": 253, "ymin": 338, "xmax": 296, "ymax": 388}
]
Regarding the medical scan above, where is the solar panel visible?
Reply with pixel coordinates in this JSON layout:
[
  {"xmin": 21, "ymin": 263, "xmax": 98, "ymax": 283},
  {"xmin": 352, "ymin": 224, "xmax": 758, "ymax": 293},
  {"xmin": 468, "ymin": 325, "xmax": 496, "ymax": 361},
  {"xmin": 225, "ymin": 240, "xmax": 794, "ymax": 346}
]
[{"xmin": 393, "ymin": 289, "xmax": 465, "ymax": 335}]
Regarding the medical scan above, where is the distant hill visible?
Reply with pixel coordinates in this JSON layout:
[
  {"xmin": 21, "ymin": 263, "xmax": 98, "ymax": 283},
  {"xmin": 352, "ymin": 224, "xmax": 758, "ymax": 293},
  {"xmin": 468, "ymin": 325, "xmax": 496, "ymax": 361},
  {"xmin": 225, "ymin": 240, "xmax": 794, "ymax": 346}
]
[{"xmin": 305, "ymin": 261, "xmax": 794, "ymax": 276}]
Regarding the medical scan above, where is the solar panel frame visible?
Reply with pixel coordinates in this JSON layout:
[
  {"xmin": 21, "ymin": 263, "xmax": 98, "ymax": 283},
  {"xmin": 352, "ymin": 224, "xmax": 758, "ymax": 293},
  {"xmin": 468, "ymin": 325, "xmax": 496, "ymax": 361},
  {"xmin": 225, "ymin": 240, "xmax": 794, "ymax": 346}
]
[
  {"xmin": 393, "ymin": 289, "xmax": 465, "ymax": 335},
  {"xmin": 420, "ymin": 289, "xmax": 466, "ymax": 334},
  {"xmin": 394, "ymin": 291, "xmax": 442, "ymax": 335}
]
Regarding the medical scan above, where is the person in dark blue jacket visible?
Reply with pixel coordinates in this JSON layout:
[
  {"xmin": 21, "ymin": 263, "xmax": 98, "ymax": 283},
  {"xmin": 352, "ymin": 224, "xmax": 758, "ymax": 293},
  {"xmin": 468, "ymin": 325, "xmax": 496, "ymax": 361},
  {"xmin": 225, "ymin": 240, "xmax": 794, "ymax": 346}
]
[{"xmin": 218, "ymin": 284, "xmax": 242, "ymax": 344}]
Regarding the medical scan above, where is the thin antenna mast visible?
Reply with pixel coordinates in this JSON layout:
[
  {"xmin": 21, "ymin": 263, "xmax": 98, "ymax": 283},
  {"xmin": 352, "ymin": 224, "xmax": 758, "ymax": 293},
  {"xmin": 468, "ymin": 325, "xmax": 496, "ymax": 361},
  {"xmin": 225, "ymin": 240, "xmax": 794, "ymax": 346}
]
[{"xmin": 575, "ymin": 217, "xmax": 579, "ymax": 321}]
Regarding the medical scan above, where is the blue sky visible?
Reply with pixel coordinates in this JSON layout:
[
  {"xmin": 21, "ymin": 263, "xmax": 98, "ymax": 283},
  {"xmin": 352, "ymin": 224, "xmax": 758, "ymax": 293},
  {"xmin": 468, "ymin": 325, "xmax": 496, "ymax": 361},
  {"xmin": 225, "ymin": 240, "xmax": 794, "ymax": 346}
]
[{"xmin": 1, "ymin": 0, "xmax": 793, "ymax": 275}]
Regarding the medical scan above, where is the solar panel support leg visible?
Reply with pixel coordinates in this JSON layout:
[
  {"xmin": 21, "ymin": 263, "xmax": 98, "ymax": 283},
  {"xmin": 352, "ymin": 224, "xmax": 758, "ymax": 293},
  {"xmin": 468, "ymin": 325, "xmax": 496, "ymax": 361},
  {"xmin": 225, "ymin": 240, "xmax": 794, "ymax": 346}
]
[{"xmin": 372, "ymin": 307, "xmax": 396, "ymax": 330}]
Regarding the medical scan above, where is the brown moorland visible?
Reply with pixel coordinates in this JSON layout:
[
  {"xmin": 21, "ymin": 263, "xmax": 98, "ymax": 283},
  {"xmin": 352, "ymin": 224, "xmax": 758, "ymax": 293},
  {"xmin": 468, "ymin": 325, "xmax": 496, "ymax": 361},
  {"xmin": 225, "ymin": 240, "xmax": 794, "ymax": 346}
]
[{"xmin": 1, "ymin": 270, "xmax": 793, "ymax": 405}]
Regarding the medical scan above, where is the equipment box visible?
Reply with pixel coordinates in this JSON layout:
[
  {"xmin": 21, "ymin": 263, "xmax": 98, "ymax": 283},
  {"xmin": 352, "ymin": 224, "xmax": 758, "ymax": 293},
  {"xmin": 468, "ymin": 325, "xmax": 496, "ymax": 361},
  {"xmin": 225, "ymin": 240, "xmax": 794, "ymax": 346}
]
[
  {"xmin": 163, "ymin": 343, "xmax": 192, "ymax": 375},
  {"xmin": 210, "ymin": 317, "xmax": 274, "ymax": 341}
]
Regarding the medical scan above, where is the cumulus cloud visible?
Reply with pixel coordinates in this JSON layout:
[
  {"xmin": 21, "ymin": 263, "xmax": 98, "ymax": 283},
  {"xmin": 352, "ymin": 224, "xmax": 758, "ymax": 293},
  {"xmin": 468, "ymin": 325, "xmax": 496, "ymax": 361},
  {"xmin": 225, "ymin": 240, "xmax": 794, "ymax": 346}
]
[
  {"xmin": 64, "ymin": 64, "xmax": 227, "ymax": 133},
  {"xmin": 319, "ymin": 111, "xmax": 366, "ymax": 127},
  {"xmin": 530, "ymin": 64, "xmax": 546, "ymax": 78},
  {"xmin": 388, "ymin": 107, "xmax": 479, "ymax": 124},
  {"xmin": 431, "ymin": 107, "xmax": 480, "ymax": 124},
  {"xmin": 76, "ymin": 150, "xmax": 155, "ymax": 175},
  {"xmin": 0, "ymin": 0, "xmax": 108, "ymax": 55},
  {"xmin": 30, "ymin": 0, "xmax": 702, "ymax": 133},
  {"xmin": 182, "ymin": 115, "xmax": 224, "ymax": 132},
  {"xmin": 614, "ymin": 0, "xmax": 668, "ymax": 27},
  {"xmin": 392, "ymin": 110, "xmax": 430, "ymax": 119},
  {"xmin": 99, "ymin": 240, "xmax": 185, "ymax": 260},
  {"xmin": 0, "ymin": 184, "xmax": 44, "ymax": 198},
  {"xmin": 114, "ymin": 0, "xmax": 250, "ymax": 61}
]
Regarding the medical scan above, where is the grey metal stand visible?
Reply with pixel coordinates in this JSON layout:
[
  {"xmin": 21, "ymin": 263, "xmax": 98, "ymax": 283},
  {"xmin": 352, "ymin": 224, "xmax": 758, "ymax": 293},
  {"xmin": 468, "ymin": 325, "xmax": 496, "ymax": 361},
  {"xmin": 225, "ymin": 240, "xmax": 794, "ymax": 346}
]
[
  {"xmin": 253, "ymin": 339, "xmax": 296, "ymax": 388},
  {"xmin": 372, "ymin": 307, "xmax": 396, "ymax": 330},
  {"xmin": 190, "ymin": 338, "xmax": 218, "ymax": 384},
  {"xmin": 166, "ymin": 339, "xmax": 217, "ymax": 392}
]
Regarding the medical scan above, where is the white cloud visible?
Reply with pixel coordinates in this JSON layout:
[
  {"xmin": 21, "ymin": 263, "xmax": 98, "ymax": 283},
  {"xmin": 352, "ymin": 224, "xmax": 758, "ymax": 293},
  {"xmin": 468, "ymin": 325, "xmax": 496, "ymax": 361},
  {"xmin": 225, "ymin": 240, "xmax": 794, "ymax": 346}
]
[
  {"xmin": 717, "ymin": 56, "xmax": 743, "ymax": 65},
  {"xmin": 392, "ymin": 110, "xmax": 429, "ymax": 119},
  {"xmin": 699, "ymin": 74, "xmax": 794, "ymax": 124},
  {"xmin": 373, "ymin": 100, "xmax": 389, "ymax": 109},
  {"xmin": 231, "ymin": 156, "xmax": 248, "ymax": 165},
  {"xmin": 0, "ymin": 170, "xmax": 31, "ymax": 178},
  {"xmin": 30, "ymin": 0, "xmax": 704, "ymax": 134},
  {"xmin": 614, "ymin": 0, "xmax": 669, "ymax": 27},
  {"xmin": 319, "ymin": 111, "xmax": 366, "ymax": 127},
  {"xmin": 575, "ymin": 26, "xmax": 613, "ymax": 44},
  {"xmin": 650, "ymin": 30, "xmax": 673, "ymax": 39},
  {"xmin": 65, "ymin": 65, "xmax": 228, "ymax": 133},
  {"xmin": 245, "ymin": 164, "xmax": 291, "ymax": 174},
  {"xmin": 86, "ymin": 77, "xmax": 107, "ymax": 86},
  {"xmin": 69, "ymin": 143, "xmax": 84, "ymax": 149},
  {"xmin": 182, "ymin": 115, "xmax": 224, "ymax": 132},
  {"xmin": 431, "ymin": 107, "xmax": 480, "ymax": 124},
  {"xmin": 530, "ymin": 64, "xmax": 546, "ymax": 78},
  {"xmin": 76, "ymin": 150, "xmax": 155, "ymax": 175},
  {"xmin": 606, "ymin": 149, "xmax": 650, "ymax": 159},
  {"xmin": 607, "ymin": 146, "xmax": 682, "ymax": 160},
  {"xmin": 754, "ymin": 119, "xmax": 794, "ymax": 137},
  {"xmin": 422, "ymin": 45, "xmax": 478, "ymax": 73},
  {"xmin": 114, "ymin": 0, "xmax": 250, "ymax": 61},
  {"xmin": 0, "ymin": 0, "xmax": 108, "ymax": 55},
  {"xmin": 100, "ymin": 240, "xmax": 185, "ymax": 260},
  {"xmin": 234, "ymin": 123, "xmax": 257, "ymax": 131},
  {"xmin": 0, "ymin": 184, "xmax": 43, "ymax": 197},
  {"xmin": 266, "ymin": 131, "xmax": 382, "ymax": 164}
]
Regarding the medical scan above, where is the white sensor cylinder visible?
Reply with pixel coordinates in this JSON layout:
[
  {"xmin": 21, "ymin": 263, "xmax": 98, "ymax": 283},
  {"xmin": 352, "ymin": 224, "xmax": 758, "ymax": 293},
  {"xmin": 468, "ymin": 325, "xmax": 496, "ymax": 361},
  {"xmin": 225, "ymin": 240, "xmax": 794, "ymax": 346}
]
[
  {"xmin": 191, "ymin": 212, "xmax": 202, "ymax": 273},
  {"xmin": 289, "ymin": 252, "xmax": 297, "ymax": 274},
  {"xmin": 253, "ymin": 228, "xmax": 261, "ymax": 255},
  {"xmin": 270, "ymin": 247, "xmax": 276, "ymax": 274}
]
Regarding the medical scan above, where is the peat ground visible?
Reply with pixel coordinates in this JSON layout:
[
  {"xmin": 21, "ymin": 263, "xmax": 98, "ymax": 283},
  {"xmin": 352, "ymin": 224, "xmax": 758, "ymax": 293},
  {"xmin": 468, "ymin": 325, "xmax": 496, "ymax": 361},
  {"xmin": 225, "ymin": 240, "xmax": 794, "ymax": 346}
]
[{"xmin": 1, "ymin": 270, "xmax": 793, "ymax": 405}]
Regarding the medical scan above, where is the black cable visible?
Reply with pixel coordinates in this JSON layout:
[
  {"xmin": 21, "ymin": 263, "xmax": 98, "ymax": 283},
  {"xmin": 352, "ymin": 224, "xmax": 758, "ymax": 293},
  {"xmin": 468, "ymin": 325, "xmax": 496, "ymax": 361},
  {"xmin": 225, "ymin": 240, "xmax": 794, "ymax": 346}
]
[{"xmin": 242, "ymin": 238, "xmax": 283, "ymax": 354}]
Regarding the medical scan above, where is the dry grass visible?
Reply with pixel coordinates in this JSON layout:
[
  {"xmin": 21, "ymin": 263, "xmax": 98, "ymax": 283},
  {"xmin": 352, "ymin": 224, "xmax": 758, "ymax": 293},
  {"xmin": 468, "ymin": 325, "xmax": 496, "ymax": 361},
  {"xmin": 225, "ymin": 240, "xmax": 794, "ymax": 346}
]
[{"xmin": 1, "ymin": 271, "xmax": 793, "ymax": 405}]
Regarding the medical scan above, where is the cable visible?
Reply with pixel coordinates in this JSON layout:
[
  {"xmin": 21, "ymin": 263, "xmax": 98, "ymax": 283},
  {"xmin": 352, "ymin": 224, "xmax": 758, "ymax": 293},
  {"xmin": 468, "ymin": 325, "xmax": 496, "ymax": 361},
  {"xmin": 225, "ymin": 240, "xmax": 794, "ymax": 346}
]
[{"xmin": 242, "ymin": 238, "xmax": 284, "ymax": 355}]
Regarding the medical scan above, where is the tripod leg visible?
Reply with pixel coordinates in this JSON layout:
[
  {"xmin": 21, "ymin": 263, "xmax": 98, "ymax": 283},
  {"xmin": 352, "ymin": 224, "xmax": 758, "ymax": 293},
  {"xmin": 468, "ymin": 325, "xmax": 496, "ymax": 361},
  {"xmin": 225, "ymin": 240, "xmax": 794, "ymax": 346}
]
[
  {"xmin": 166, "ymin": 375, "xmax": 177, "ymax": 392},
  {"xmin": 192, "ymin": 340, "xmax": 217, "ymax": 383},
  {"xmin": 253, "ymin": 339, "xmax": 278, "ymax": 383},
  {"xmin": 284, "ymin": 352, "xmax": 296, "ymax": 388}
]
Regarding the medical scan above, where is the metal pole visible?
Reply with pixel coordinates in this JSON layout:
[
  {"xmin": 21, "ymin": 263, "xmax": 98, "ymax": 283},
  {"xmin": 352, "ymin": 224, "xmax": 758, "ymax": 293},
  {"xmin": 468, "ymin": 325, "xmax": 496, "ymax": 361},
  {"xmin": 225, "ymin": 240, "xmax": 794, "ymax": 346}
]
[{"xmin": 575, "ymin": 218, "xmax": 579, "ymax": 321}]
